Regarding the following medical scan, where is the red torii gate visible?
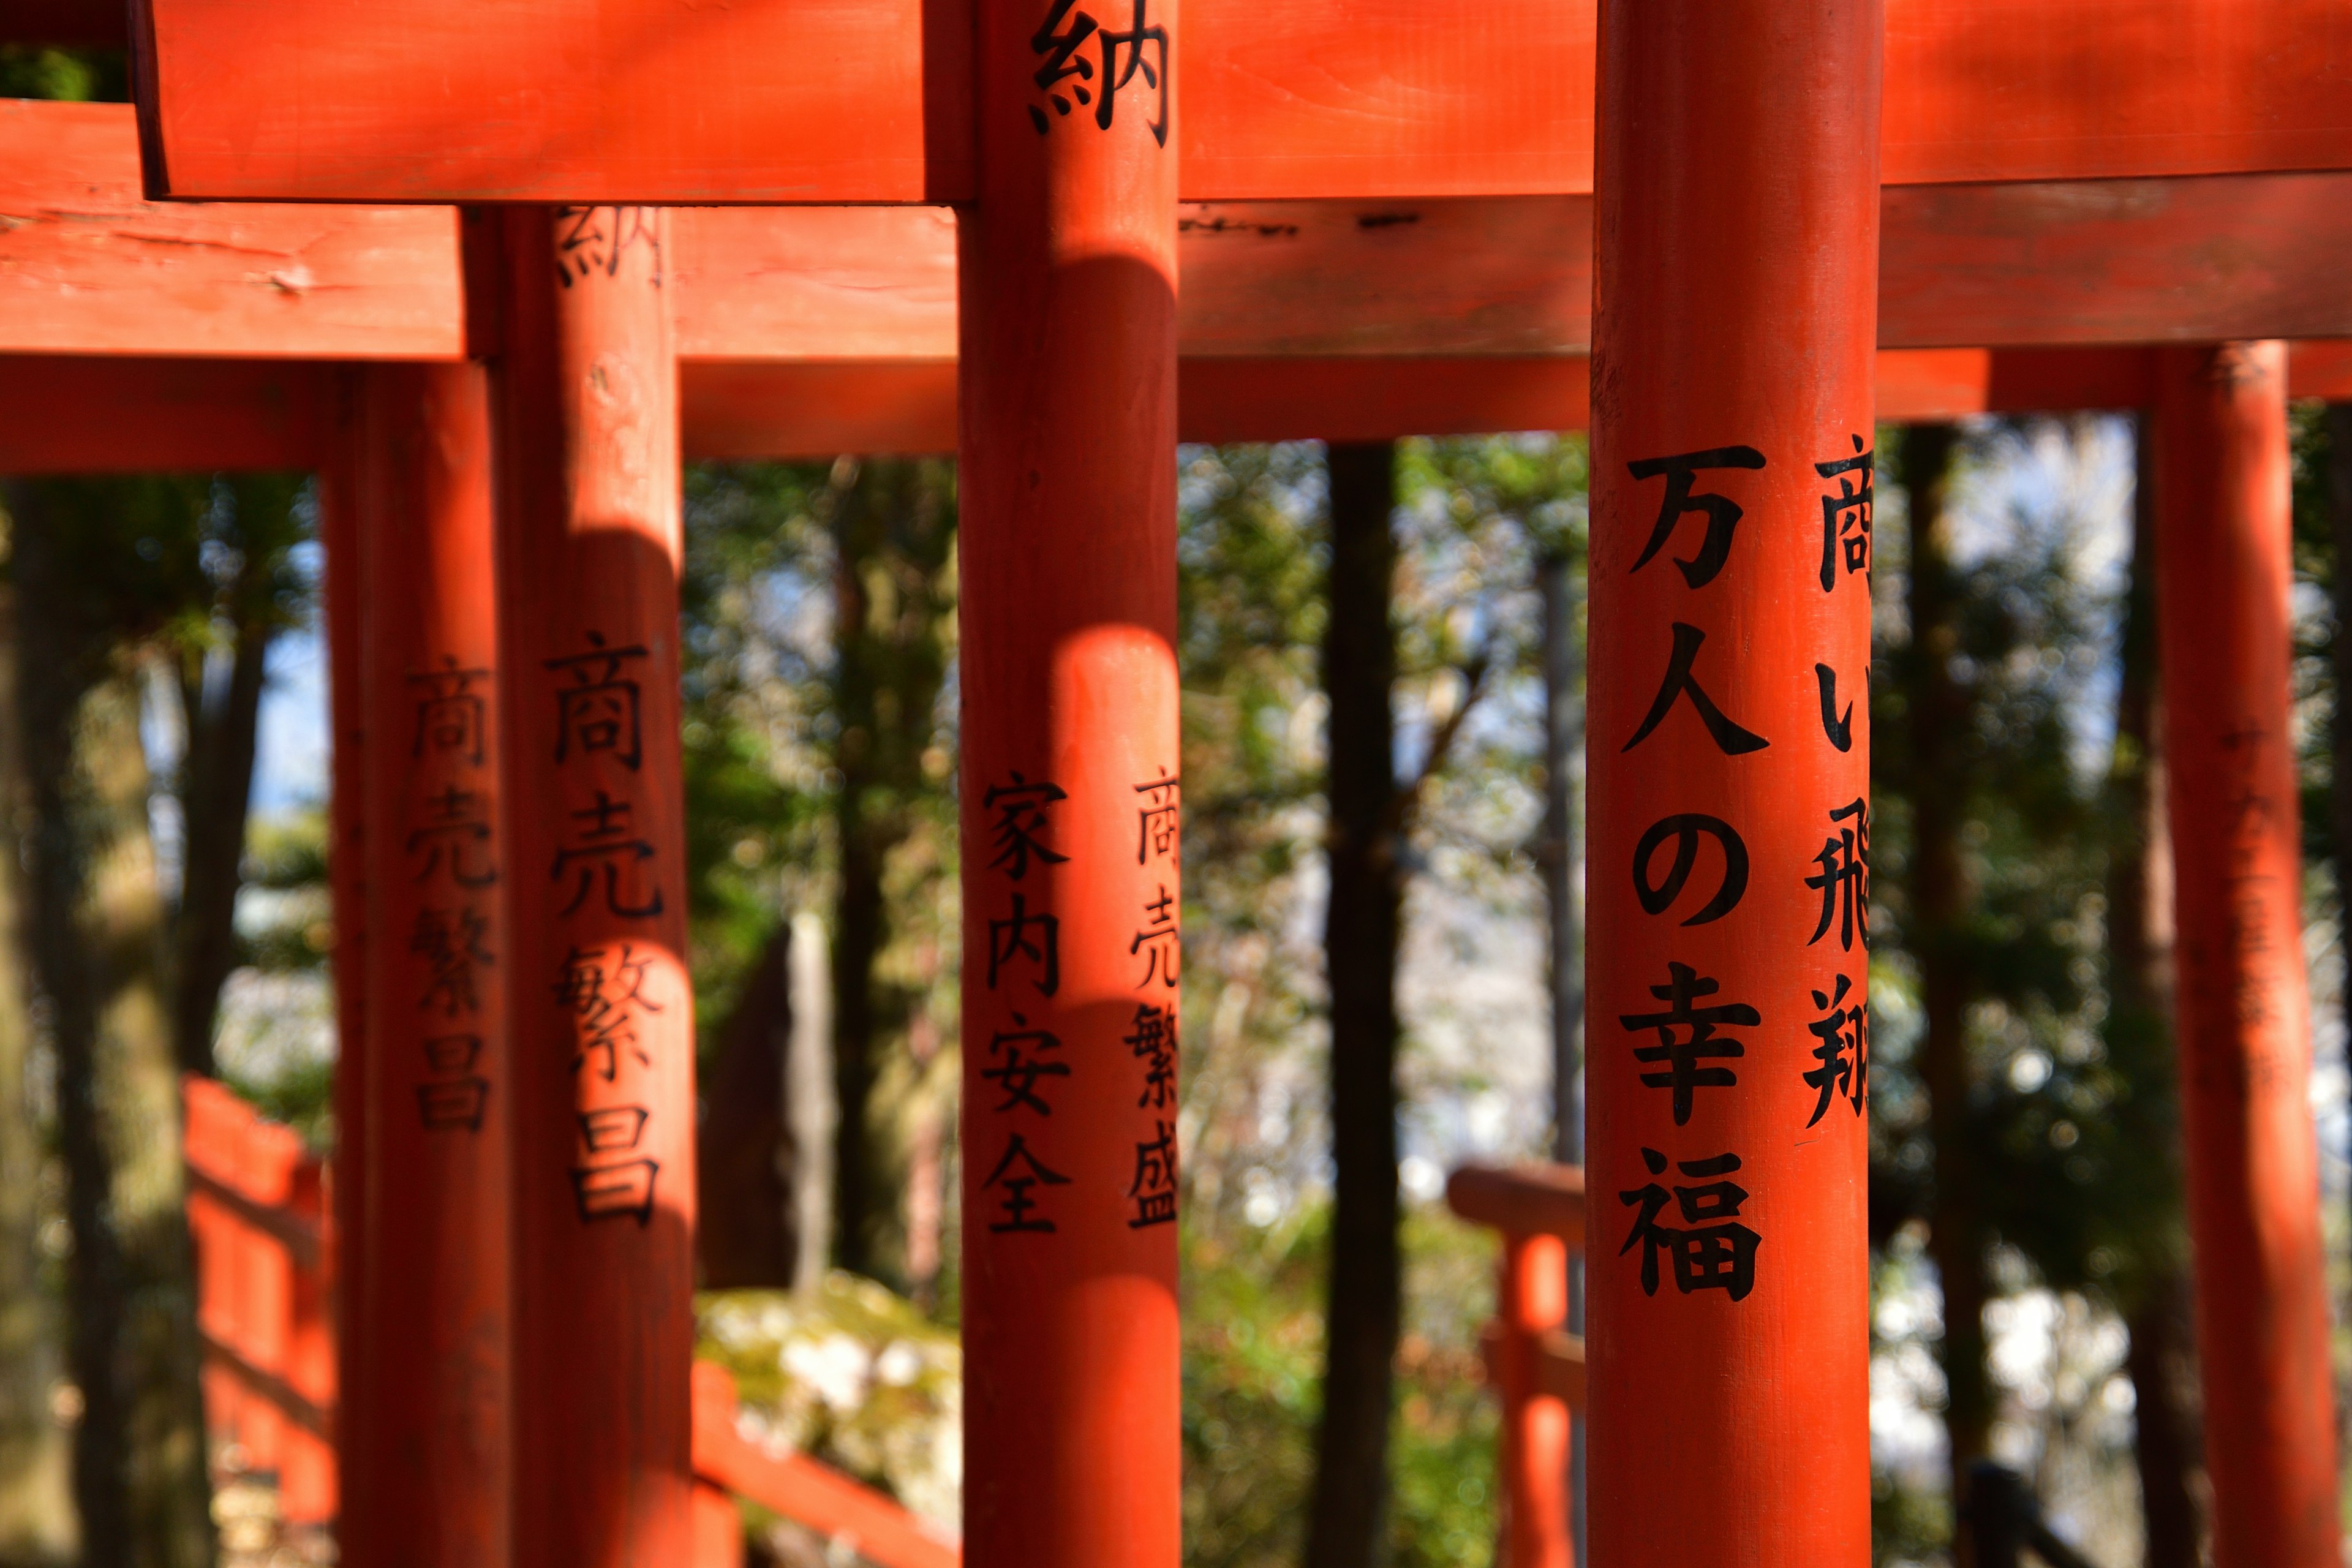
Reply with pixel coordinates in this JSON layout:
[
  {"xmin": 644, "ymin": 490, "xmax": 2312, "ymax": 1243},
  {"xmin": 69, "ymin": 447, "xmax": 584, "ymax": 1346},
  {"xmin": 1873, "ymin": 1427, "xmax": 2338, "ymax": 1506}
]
[{"xmin": 43, "ymin": 2, "xmax": 2352, "ymax": 1553}]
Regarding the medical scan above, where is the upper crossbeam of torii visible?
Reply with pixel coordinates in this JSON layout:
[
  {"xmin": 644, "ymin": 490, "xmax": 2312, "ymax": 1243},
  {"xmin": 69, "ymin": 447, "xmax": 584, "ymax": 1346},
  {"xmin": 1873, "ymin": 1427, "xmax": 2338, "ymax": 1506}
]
[
  {"xmin": 106, "ymin": 3, "xmax": 2352, "ymax": 1566},
  {"xmin": 10, "ymin": 98, "xmax": 2352, "ymax": 466},
  {"xmin": 127, "ymin": 0, "xmax": 2352, "ymax": 201}
]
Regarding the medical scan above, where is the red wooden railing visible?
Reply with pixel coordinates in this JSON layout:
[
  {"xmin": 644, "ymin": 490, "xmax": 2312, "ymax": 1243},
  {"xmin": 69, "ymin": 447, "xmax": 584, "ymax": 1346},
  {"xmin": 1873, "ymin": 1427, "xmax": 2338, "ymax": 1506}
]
[
  {"xmin": 1447, "ymin": 1162, "xmax": 1588, "ymax": 1568},
  {"xmin": 183, "ymin": 1077, "xmax": 338, "ymax": 1524},
  {"xmin": 179, "ymin": 1075, "xmax": 959, "ymax": 1566}
]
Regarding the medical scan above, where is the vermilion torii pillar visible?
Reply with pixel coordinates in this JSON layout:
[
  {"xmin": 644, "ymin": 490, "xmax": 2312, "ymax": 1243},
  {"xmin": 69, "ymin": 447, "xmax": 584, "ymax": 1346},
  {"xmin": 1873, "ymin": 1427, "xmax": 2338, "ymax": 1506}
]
[
  {"xmin": 1587, "ymin": 2, "xmax": 1877, "ymax": 1561},
  {"xmin": 958, "ymin": 4, "xmax": 1183, "ymax": 1564},
  {"xmin": 352, "ymin": 361, "xmax": 511, "ymax": 1567},
  {"xmin": 2154, "ymin": 341, "xmax": 2342, "ymax": 1568},
  {"xmin": 481, "ymin": 206, "xmax": 698, "ymax": 1566}
]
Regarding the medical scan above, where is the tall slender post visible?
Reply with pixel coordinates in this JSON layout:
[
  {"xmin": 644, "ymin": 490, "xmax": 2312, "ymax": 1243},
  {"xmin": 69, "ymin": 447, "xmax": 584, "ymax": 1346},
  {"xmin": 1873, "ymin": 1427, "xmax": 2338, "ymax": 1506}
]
[
  {"xmin": 486, "ymin": 205, "xmax": 696, "ymax": 1568},
  {"xmin": 2154, "ymin": 340, "xmax": 2340, "ymax": 1568},
  {"xmin": 1587, "ymin": 4, "xmax": 1880, "ymax": 1561},
  {"xmin": 960, "ymin": 0, "xmax": 1182, "ymax": 1561},
  {"xmin": 353, "ymin": 360, "xmax": 511, "ymax": 1567},
  {"xmin": 315, "ymin": 379, "xmax": 375, "ymax": 1553},
  {"xmin": 1497, "ymin": 1231, "xmax": 1572, "ymax": 1568},
  {"xmin": 1537, "ymin": 551, "xmax": 1585, "ymax": 1566}
]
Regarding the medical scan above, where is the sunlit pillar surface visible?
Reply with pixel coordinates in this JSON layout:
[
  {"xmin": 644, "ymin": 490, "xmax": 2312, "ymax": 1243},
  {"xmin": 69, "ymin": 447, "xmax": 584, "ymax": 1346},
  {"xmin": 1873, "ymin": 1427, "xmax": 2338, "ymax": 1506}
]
[
  {"xmin": 1586, "ymin": 2, "xmax": 1880, "ymax": 1561},
  {"xmin": 486, "ymin": 206, "xmax": 696, "ymax": 1568}
]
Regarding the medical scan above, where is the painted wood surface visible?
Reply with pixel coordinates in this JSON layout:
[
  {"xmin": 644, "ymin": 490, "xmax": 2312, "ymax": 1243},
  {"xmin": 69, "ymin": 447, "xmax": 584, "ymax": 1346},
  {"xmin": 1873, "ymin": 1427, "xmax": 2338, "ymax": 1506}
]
[
  {"xmin": 954, "ymin": 0, "xmax": 1184, "ymax": 1558},
  {"xmin": 1879, "ymin": 172, "xmax": 2352, "ymax": 348},
  {"xmin": 1585, "ymin": 1, "xmax": 1879, "ymax": 1558},
  {"xmin": 0, "ymin": 356, "xmax": 332, "ymax": 471},
  {"xmin": 0, "ymin": 100, "xmax": 461, "ymax": 358},
  {"xmin": 13, "ymin": 105, "xmax": 2352, "ymax": 370},
  {"xmin": 11, "ymin": 344, "xmax": 2352, "ymax": 475},
  {"xmin": 2154, "ymin": 342, "xmax": 2344, "ymax": 1566},
  {"xmin": 128, "ymin": 0, "xmax": 2352, "ymax": 202}
]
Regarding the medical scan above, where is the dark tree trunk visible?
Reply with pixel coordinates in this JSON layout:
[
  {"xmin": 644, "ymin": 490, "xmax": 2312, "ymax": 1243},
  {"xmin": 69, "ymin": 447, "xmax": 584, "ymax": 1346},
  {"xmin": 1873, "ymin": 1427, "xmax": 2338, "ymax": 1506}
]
[
  {"xmin": 12, "ymin": 481, "xmax": 215, "ymax": 1568},
  {"xmin": 0, "ymin": 579, "xmax": 74, "ymax": 1559},
  {"xmin": 824, "ymin": 459, "xmax": 956, "ymax": 1286},
  {"xmin": 698, "ymin": 925, "xmax": 797, "ymax": 1287},
  {"xmin": 14, "ymin": 485, "xmax": 134, "ymax": 1568},
  {"xmin": 1902, "ymin": 425, "xmax": 1996, "ymax": 1523},
  {"xmin": 2125, "ymin": 1278, "xmax": 2203, "ymax": 1568},
  {"xmin": 829, "ymin": 794, "xmax": 891, "ymax": 1280},
  {"xmin": 168, "ymin": 614, "xmax": 270, "ymax": 1079},
  {"xmin": 2109, "ymin": 415, "xmax": 2203, "ymax": 1568},
  {"xmin": 1304, "ymin": 441, "xmax": 1403, "ymax": 1568}
]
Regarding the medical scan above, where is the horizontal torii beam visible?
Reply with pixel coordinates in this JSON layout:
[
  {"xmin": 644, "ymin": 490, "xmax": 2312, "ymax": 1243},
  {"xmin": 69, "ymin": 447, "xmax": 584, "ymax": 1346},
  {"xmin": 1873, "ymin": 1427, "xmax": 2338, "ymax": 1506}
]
[
  {"xmin": 17, "ymin": 105, "xmax": 2352, "ymax": 372},
  {"xmin": 129, "ymin": 0, "xmax": 2352, "ymax": 202},
  {"xmin": 10, "ymin": 344, "xmax": 2349, "ymax": 474}
]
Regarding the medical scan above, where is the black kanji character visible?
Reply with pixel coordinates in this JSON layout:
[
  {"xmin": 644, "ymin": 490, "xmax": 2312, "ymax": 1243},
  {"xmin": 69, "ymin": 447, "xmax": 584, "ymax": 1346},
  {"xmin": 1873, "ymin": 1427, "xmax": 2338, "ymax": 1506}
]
[
  {"xmin": 1028, "ymin": 0, "xmax": 1100, "ymax": 132},
  {"xmin": 1126, "ymin": 1001, "xmax": 1178, "ymax": 1109},
  {"xmin": 982, "ymin": 773, "xmax": 1069, "ymax": 882},
  {"xmin": 550, "ymin": 789, "xmax": 665, "ymax": 919},
  {"xmin": 553, "ymin": 942, "xmax": 662, "ymax": 1082},
  {"xmin": 1135, "ymin": 767, "xmax": 1180, "ymax": 864},
  {"xmin": 987, "ymin": 892, "xmax": 1061, "ymax": 996},
  {"xmin": 407, "ymin": 783, "xmax": 499, "ymax": 888},
  {"xmin": 412, "ymin": 905, "xmax": 493, "ymax": 1018},
  {"xmin": 1623, "ymin": 624, "xmax": 1770, "ymax": 756},
  {"xmin": 1815, "ymin": 435, "xmax": 1873, "ymax": 592},
  {"xmin": 1619, "ymin": 1147, "xmax": 1761, "ymax": 1300},
  {"xmin": 544, "ymin": 632, "xmax": 649, "ymax": 770},
  {"xmin": 409, "ymin": 658, "xmax": 489, "ymax": 763},
  {"xmin": 554, "ymin": 205, "xmax": 662, "ymax": 287},
  {"xmin": 1625, "ymin": 445, "xmax": 1767, "ymax": 589},
  {"xmin": 983, "ymin": 1017, "xmax": 1069, "ymax": 1116},
  {"xmin": 1131, "ymin": 883, "xmax": 1178, "ymax": 988},
  {"xmin": 1804, "ymin": 798, "xmax": 1870, "ymax": 952},
  {"xmin": 1093, "ymin": 0, "xmax": 1169, "ymax": 143},
  {"xmin": 1815, "ymin": 663, "xmax": 1855, "ymax": 753},
  {"xmin": 1632, "ymin": 813, "xmax": 1749, "ymax": 926},
  {"xmin": 1128, "ymin": 1118, "xmax": 1178, "ymax": 1228},
  {"xmin": 1803, "ymin": 973, "xmax": 1866, "ymax": 1127},
  {"xmin": 1619, "ymin": 960, "xmax": 1757, "ymax": 1125},
  {"xmin": 984, "ymin": 1133, "xmax": 1072, "ymax": 1233}
]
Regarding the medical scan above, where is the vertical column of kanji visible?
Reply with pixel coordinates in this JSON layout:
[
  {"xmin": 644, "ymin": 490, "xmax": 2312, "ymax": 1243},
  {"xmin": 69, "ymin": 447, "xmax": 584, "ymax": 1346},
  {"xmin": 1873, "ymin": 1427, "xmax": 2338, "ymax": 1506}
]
[
  {"xmin": 355, "ymin": 361, "xmax": 511, "ymax": 1567},
  {"xmin": 1586, "ymin": 4, "xmax": 1879, "ymax": 1561},
  {"xmin": 962, "ymin": 0, "xmax": 1180, "ymax": 1561},
  {"xmin": 488, "ymin": 206, "xmax": 695, "ymax": 1568},
  {"xmin": 315, "ymin": 372, "xmax": 377, "ymax": 1560},
  {"xmin": 2154, "ymin": 342, "xmax": 2340, "ymax": 1568}
]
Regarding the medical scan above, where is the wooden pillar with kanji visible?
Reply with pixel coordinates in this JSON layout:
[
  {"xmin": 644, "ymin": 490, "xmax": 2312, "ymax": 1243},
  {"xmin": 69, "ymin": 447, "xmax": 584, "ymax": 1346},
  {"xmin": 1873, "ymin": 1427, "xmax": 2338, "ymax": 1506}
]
[
  {"xmin": 2154, "ymin": 339, "xmax": 2342, "ymax": 1568},
  {"xmin": 957, "ymin": 2, "xmax": 1184, "ymax": 1562},
  {"xmin": 1585, "ymin": 2, "xmax": 1879, "ymax": 1561},
  {"xmin": 481, "ymin": 206, "xmax": 698, "ymax": 1568},
  {"xmin": 352, "ymin": 359, "xmax": 511, "ymax": 1568}
]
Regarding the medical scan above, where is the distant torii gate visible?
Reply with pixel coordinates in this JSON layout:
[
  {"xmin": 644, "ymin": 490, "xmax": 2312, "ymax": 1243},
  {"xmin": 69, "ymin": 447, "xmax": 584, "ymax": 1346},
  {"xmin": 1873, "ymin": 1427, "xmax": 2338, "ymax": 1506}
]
[{"xmin": 84, "ymin": 2, "xmax": 2352, "ymax": 1556}]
